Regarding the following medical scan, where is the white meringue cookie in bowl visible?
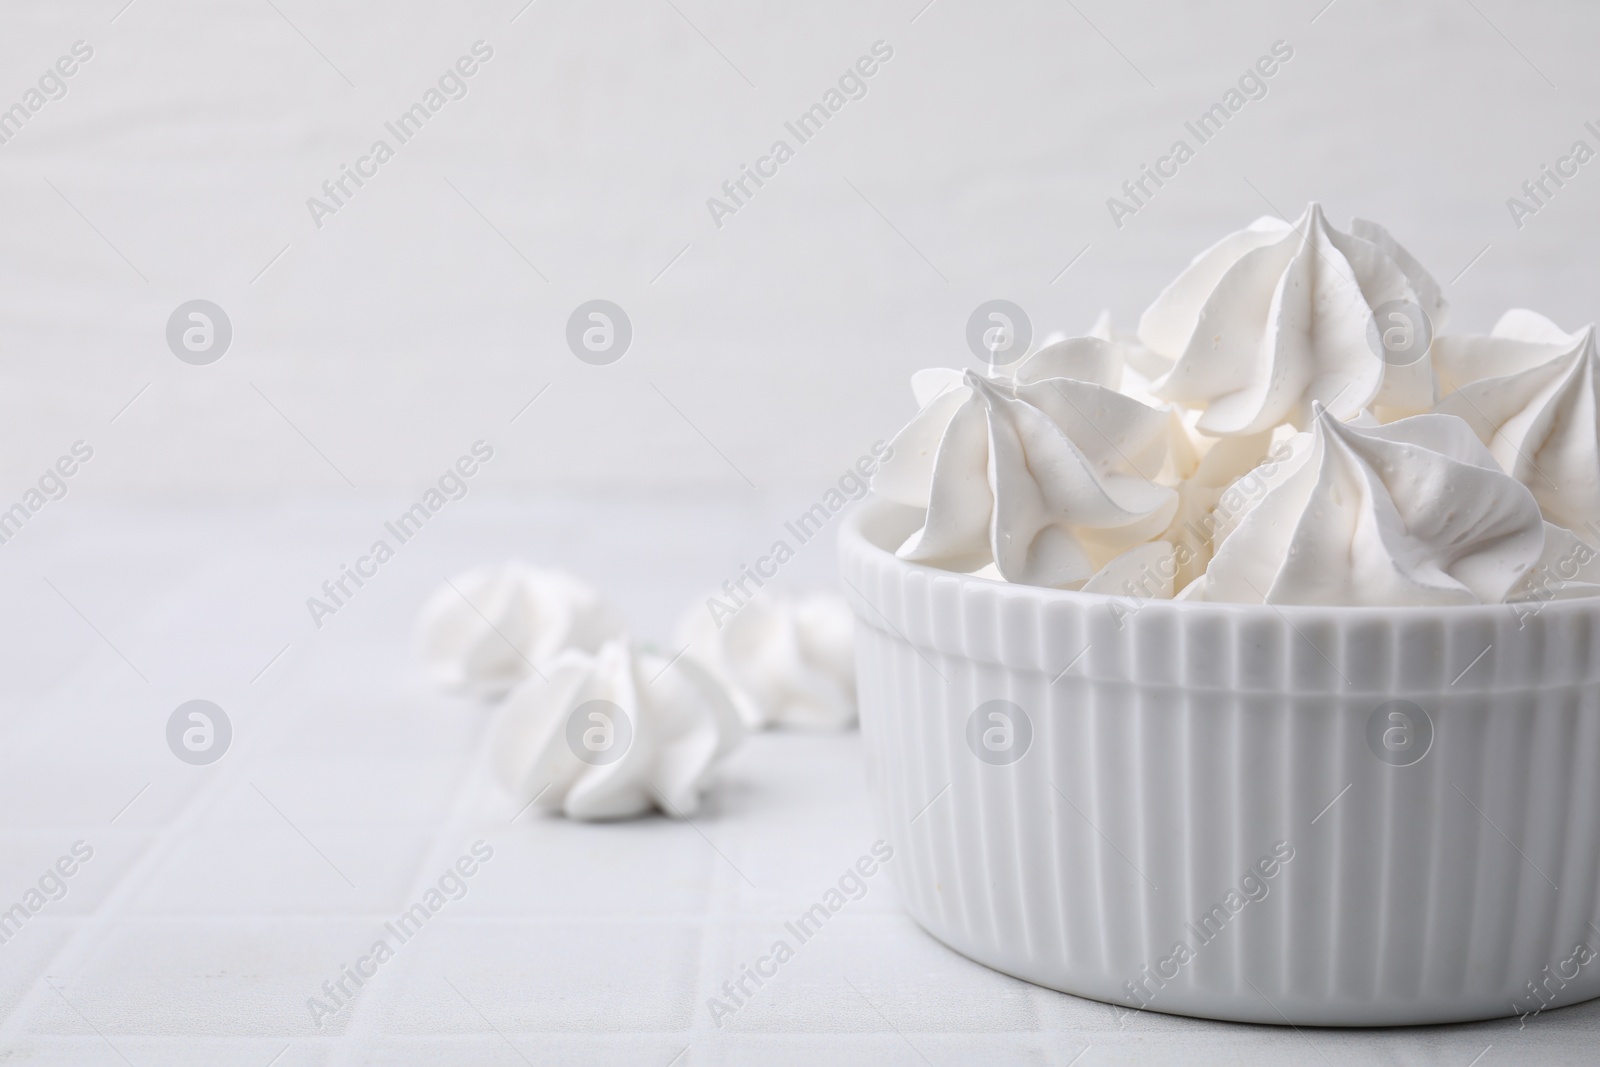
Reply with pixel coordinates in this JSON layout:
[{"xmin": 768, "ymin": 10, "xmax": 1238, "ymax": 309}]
[
  {"xmin": 846, "ymin": 200, "xmax": 1600, "ymax": 1019},
  {"xmin": 675, "ymin": 589, "xmax": 857, "ymax": 730},
  {"xmin": 1508, "ymin": 522, "xmax": 1600, "ymax": 604},
  {"xmin": 841, "ymin": 496, "xmax": 1600, "ymax": 1026},
  {"xmin": 873, "ymin": 345, "xmax": 1181, "ymax": 589},
  {"xmin": 1138, "ymin": 203, "xmax": 1446, "ymax": 434},
  {"xmin": 1201, "ymin": 406, "xmax": 1546, "ymax": 606},
  {"xmin": 416, "ymin": 562, "xmax": 626, "ymax": 700},
  {"xmin": 1088, "ymin": 307, "xmax": 1175, "ymax": 395},
  {"xmin": 1432, "ymin": 310, "xmax": 1600, "ymax": 538},
  {"xmin": 492, "ymin": 639, "xmax": 743, "ymax": 821}
]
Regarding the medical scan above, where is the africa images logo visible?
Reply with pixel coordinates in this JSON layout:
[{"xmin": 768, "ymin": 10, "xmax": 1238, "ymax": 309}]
[{"xmin": 966, "ymin": 699, "xmax": 1032, "ymax": 766}]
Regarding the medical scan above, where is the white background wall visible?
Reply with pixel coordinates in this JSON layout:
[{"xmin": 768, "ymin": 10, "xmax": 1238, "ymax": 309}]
[{"xmin": 1, "ymin": 0, "xmax": 1597, "ymax": 503}]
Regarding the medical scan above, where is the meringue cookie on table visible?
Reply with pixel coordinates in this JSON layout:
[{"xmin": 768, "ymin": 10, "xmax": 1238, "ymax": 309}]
[
  {"xmin": 1432, "ymin": 311, "xmax": 1600, "ymax": 537},
  {"xmin": 676, "ymin": 589, "xmax": 856, "ymax": 730},
  {"xmin": 493, "ymin": 639, "xmax": 743, "ymax": 821},
  {"xmin": 1201, "ymin": 406, "xmax": 1544, "ymax": 606},
  {"xmin": 417, "ymin": 562, "xmax": 626, "ymax": 700},
  {"xmin": 874, "ymin": 345, "xmax": 1179, "ymax": 589},
  {"xmin": 1138, "ymin": 203, "xmax": 1447, "ymax": 434}
]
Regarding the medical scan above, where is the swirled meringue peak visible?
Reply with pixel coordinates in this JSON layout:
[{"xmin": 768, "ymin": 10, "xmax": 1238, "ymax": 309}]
[
  {"xmin": 1201, "ymin": 405, "xmax": 1544, "ymax": 606},
  {"xmin": 874, "ymin": 354, "xmax": 1179, "ymax": 588},
  {"xmin": 492, "ymin": 639, "xmax": 743, "ymax": 821},
  {"xmin": 676, "ymin": 589, "xmax": 856, "ymax": 730},
  {"xmin": 1433, "ymin": 311, "xmax": 1600, "ymax": 537},
  {"xmin": 1139, "ymin": 203, "xmax": 1447, "ymax": 435},
  {"xmin": 416, "ymin": 562, "xmax": 626, "ymax": 700}
]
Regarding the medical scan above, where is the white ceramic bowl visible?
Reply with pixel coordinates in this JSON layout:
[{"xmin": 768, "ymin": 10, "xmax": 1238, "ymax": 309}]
[{"xmin": 840, "ymin": 498, "xmax": 1600, "ymax": 1026}]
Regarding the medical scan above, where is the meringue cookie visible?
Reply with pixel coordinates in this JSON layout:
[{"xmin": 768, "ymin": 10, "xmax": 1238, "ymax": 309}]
[
  {"xmin": 877, "ymin": 338, "xmax": 1139, "ymax": 509},
  {"xmin": 1140, "ymin": 424, "xmax": 1288, "ymax": 592},
  {"xmin": 874, "ymin": 352, "xmax": 1179, "ymax": 588},
  {"xmin": 676, "ymin": 589, "xmax": 856, "ymax": 730},
  {"xmin": 1139, "ymin": 204, "xmax": 1447, "ymax": 435},
  {"xmin": 1086, "ymin": 308, "xmax": 1211, "ymax": 483},
  {"xmin": 1206, "ymin": 430, "xmax": 1315, "ymax": 552},
  {"xmin": 1158, "ymin": 481, "xmax": 1226, "ymax": 594},
  {"xmin": 1433, "ymin": 311, "xmax": 1600, "ymax": 537},
  {"xmin": 417, "ymin": 562, "xmax": 626, "ymax": 700},
  {"xmin": 1201, "ymin": 407, "xmax": 1544, "ymax": 606},
  {"xmin": 493, "ymin": 639, "xmax": 743, "ymax": 821},
  {"xmin": 1507, "ymin": 523, "xmax": 1600, "ymax": 603},
  {"xmin": 1080, "ymin": 540, "xmax": 1178, "ymax": 599},
  {"xmin": 903, "ymin": 335, "xmax": 1122, "ymax": 425},
  {"xmin": 998, "ymin": 333, "xmax": 1125, "ymax": 389},
  {"xmin": 1089, "ymin": 307, "xmax": 1174, "ymax": 390}
]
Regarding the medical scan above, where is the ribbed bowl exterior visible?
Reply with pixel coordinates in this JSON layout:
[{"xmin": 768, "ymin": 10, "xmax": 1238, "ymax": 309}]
[{"xmin": 840, "ymin": 500, "xmax": 1600, "ymax": 1026}]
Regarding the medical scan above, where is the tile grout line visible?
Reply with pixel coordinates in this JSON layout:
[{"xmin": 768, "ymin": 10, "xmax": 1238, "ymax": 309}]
[
  {"xmin": 329, "ymin": 703, "xmax": 515, "ymax": 1060},
  {"xmin": 678, "ymin": 784, "xmax": 745, "ymax": 1060},
  {"xmin": 0, "ymin": 686, "xmax": 324, "ymax": 1040}
]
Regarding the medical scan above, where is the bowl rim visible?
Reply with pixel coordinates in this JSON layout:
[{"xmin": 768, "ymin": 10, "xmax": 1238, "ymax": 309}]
[{"xmin": 841, "ymin": 496, "xmax": 1600, "ymax": 627}]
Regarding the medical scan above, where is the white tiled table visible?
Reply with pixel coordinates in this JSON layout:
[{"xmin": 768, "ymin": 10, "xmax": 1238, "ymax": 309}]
[{"xmin": 1, "ymin": 497, "xmax": 1597, "ymax": 1065}]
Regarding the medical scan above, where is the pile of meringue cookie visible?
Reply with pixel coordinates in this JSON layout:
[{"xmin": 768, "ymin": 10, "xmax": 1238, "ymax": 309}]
[
  {"xmin": 422, "ymin": 202, "xmax": 1600, "ymax": 823},
  {"xmin": 875, "ymin": 203, "xmax": 1600, "ymax": 607},
  {"xmin": 416, "ymin": 565, "xmax": 855, "ymax": 821}
]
